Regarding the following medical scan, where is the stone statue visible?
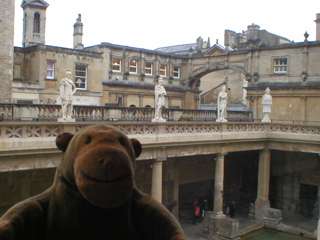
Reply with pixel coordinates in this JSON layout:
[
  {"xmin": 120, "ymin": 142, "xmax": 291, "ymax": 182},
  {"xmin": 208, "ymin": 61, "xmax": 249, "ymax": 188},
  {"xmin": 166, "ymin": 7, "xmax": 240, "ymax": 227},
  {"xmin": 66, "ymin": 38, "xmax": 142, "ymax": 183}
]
[
  {"xmin": 216, "ymin": 85, "xmax": 228, "ymax": 122},
  {"xmin": 152, "ymin": 77, "xmax": 166, "ymax": 122},
  {"xmin": 262, "ymin": 87, "xmax": 272, "ymax": 122},
  {"xmin": 60, "ymin": 70, "xmax": 77, "ymax": 120}
]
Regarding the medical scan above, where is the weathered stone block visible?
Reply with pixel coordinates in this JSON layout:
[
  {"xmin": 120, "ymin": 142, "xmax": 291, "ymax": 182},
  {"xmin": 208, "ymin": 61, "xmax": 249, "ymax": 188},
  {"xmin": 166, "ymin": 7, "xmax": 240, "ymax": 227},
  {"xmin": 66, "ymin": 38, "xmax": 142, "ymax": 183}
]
[
  {"xmin": 262, "ymin": 207, "xmax": 282, "ymax": 224},
  {"xmin": 217, "ymin": 217, "xmax": 240, "ymax": 239}
]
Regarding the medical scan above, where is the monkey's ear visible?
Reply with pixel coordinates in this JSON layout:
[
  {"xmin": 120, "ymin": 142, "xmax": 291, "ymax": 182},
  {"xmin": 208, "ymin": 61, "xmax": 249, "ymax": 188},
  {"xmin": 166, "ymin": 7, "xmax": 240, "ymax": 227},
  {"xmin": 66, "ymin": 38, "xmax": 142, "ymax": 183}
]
[
  {"xmin": 130, "ymin": 138, "xmax": 142, "ymax": 158},
  {"xmin": 56, "ymin": 132, "xmax": 74, "ymax": 152}
]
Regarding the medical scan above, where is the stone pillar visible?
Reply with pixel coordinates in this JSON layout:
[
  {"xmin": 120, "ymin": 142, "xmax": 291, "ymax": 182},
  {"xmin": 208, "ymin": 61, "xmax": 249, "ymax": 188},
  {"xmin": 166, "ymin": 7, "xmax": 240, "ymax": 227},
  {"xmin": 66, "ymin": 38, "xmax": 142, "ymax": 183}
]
[
  {"xmin": 213, "ymin": 153, "xmax": 227, "ymax": 217},
  {"xmin": 123, "ymin": 93, "xmax": 128, "ymax": 107},
  {"xmin": 172, "ymin": 160, "xmax": 180, "ymax": 219},
  {"xmin": 181, "ymin": 97, "xmax": 185, "ymax": 109},
  {"xmin": 253, "ymin": 97, "xmax": 258, "ymax": 121},
  {"xmin": 0, "ymin": 0, "xmax": 14, "ymax": 102},
  {"xmin": 139, "ymin": 94, "xmax": 144, "ymax": 107},
  {"xmin": 168, "ymin": 96, "xmax": 173, "ymax": 108},
  {"xmin": 151, "ymin": 158, "xmax": 165, "ymax": 203},
  {"xmin": 255, "ymin": 149, "xmax": 271, "ymax": 220},
  {"xmin": 315, "ymin": 13, "xmax": 320, "ymax": 41},
  {"xmin": 301, "ymin": 97, "xmax": 307, "ymax": 122},
  {"xmin": 316, "ymin": 183, "xmax": 320, "ymax": 239}
]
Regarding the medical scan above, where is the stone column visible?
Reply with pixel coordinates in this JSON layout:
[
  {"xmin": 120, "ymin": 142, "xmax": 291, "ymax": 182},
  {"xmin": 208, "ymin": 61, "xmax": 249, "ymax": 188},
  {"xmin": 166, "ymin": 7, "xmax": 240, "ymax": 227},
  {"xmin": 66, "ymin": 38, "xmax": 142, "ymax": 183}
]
[
  {"xmin": 151, "ymin": 158, "xmax": 165, "ymax": 203},
  {"xmin": 253, "ymin": 97, "xmax": 258, "ymax": 121},
  {"xmin": 168, "ymin": 96, "xmax": 173, "ymax": 108},
  {"xmin": 301, "ymin": 97, "xmax": 307, "ymax": 123},
  {"xmin": 139, "ymin": 94, "xmax": 144, "ymax": 107},
  {"xmin": 181, "ymin": 97, "xmax": 185, "ymax": 109},
  {"xmin": 172, "ymin": 160, "xmax": 180, "ymax": 219},
  {"xmin": 213, "ymin": 153, "xmax": 227, "ymax": 217},
  {"xmin": 255, "ymin": 148, "xmax": 271, "ymax": 220},
  {"xmin": 316, "ymin": 183, "xmax": 320, "ymax": 240},
  {"xmin": 123, "ymin": 94, "xmax": 128, "ymax": 107}
]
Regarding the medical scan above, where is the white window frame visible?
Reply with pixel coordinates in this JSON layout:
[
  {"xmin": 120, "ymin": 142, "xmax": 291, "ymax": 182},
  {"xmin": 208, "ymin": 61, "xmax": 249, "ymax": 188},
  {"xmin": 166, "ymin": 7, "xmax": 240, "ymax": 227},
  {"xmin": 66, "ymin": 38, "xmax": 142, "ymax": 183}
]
[
  {"xmin": 145, "ymin": 62, "xmax": 152, "ymax": 75},
  {"xmin": 112, "ymin": 58, "xmax": 121, "ymax": 72},
  {"xmin": 129, "ymin": 59, "xmax": 138, "ymax": 74},
  {"xmin": 47, "ymin": 60, "xmax": 55, "ymax": 79},
  {"xmin": 75, "ymin": 64, "xmax": 87, "ymax": 90},
  {"xmin": 159, "ymin": 64, "xmax": 166, "ymax": 77},
  {"xmin": 173, "ymin": 66, "xmax": 180, "ymax": 78},
  {"xmin": 274, "ymin": 58, "xmax": 287, "ymax": 73}
]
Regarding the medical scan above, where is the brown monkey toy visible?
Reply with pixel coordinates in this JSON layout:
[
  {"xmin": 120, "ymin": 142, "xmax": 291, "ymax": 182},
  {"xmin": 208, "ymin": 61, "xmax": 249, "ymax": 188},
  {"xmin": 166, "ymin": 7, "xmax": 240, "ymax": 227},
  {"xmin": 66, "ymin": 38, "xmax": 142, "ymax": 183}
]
[{"xmin": 0, "ymin": 125, "xmax": 185, "ymax": 240}]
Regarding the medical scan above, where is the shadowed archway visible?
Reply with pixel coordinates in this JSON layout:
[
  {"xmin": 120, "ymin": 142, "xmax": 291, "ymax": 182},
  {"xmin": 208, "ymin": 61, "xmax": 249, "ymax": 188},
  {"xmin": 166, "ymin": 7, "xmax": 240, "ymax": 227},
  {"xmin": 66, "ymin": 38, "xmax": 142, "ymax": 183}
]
[{"xmin": 187, "ymin": 62, "xmax": 250, "ymax": 90}]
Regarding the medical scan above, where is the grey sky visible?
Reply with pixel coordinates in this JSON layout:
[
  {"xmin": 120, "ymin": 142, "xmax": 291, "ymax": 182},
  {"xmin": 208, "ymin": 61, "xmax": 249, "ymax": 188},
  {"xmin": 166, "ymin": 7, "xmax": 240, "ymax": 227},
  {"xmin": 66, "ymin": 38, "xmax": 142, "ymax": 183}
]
[{"xmin": 14, "ymin": 0, "xmax": 320, "ymax": 49}]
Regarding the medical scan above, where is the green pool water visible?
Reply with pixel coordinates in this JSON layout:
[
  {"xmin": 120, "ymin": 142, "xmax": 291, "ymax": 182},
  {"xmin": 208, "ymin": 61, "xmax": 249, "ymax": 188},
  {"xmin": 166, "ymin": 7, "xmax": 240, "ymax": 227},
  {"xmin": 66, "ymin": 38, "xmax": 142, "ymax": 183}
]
[{"xmin": 241, "ymin": 229, "xmax": 307, "ymax": 240}]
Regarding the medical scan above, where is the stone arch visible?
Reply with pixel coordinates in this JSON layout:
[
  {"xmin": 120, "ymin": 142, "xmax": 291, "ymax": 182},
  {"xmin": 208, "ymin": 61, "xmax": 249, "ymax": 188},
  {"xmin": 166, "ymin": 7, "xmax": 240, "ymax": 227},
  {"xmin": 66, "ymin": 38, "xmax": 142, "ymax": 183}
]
[{"xmin": 187, "ymin": 62, "xmax": 249, "ymax": 89}]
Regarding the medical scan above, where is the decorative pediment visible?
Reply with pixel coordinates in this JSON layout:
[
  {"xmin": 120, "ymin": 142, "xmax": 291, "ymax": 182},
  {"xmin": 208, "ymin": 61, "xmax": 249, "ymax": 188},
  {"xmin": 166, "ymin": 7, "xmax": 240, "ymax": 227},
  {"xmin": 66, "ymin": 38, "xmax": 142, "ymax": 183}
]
[
  {"xmin": 21, "ymin": 0, "xmax": 49, "ymax": 9},
  {"xmin": 204, "ymin": 44, "xmax": 233, "ymax": 56}
]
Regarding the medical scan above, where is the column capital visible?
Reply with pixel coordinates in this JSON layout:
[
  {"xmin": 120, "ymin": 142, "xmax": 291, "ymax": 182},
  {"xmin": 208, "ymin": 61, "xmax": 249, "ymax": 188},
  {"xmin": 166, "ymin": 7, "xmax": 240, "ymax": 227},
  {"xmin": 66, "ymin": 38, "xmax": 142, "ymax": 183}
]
[
  {"xmin": 261, "ymin": 148, "xmax": 270, "ymax": 153},
  {"xmin": 154, "ymin": 157, "xmax": 167, "ymax": 162},
  {"xmin": 301, "ymin": 96, "xmax": 307, "ymax": 101},
  {"xmin": 216, "ymin": 152, "xmax": 228, "ymax": 157}
]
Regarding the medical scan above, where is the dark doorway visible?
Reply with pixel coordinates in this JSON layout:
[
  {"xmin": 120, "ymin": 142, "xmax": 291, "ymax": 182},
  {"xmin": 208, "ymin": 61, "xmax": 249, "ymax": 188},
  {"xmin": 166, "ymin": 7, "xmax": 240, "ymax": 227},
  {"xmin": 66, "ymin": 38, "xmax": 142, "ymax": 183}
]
[{"xmin": 300, "ymin": 184, "xmax": 318, "ymax": 218}]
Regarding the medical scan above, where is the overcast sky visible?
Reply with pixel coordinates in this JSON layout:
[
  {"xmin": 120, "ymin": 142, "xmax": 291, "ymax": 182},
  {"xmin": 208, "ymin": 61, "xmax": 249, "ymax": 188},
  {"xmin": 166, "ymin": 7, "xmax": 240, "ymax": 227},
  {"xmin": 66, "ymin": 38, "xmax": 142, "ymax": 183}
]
[{"xmin": 14, "ymin": 0, "xmax": 319, "ymax": 50}]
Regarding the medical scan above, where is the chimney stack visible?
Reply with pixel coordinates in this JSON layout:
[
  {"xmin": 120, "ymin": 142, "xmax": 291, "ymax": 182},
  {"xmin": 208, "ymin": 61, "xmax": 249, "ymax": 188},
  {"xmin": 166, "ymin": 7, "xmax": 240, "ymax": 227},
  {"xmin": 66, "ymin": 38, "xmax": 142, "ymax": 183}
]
[
  {"xmin": 315, "ymin": 13, "xmax": 320, "ymax": 41},
  {"xmin": 247, "ymin": 23, "xmax": 260, "ymax": 41},
  {"xmin": 73, "ymin": 14, "xmax": 84, "ymax": 49},
  {"xmin": 196, "ymin": 36, "xmax": 203, "ymax": 52}
]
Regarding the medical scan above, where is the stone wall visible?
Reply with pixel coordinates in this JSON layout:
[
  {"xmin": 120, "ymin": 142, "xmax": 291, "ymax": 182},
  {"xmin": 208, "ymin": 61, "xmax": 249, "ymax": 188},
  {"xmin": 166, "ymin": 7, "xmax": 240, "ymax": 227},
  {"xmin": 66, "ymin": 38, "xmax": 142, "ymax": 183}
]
[{"xmin": 0, "ymin": 0, "xmax": 14, "ymax": 102}]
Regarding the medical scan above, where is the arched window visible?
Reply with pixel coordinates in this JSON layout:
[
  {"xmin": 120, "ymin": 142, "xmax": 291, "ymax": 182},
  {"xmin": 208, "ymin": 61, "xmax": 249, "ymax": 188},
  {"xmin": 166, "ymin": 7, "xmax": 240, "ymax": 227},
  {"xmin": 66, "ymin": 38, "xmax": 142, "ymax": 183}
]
[
  {"xmin": 33, "ymin": 13, "xmax": 40, "ymax": 33},
  {"xmin": 23, "ymin": 13, "xmax": 27, "ymax": 36},
  {"xmin": 129, "ymin": 104, "xmax": 136, "ymax": 108}
]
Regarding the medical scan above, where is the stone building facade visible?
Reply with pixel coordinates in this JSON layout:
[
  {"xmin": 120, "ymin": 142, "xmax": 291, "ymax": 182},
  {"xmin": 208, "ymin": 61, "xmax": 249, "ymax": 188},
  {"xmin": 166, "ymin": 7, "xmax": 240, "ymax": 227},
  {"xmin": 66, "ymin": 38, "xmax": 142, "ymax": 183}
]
[
  {"xmin": 0, "ymin": 1, "xmax": 320, "ymax": 236},
  {"xmin": 0, "ymin": 0, "xmax": 15, "ymax": 103},
  {"xmin": 7, "ymin": 2, "xmax": 320, "ymax": 124}
]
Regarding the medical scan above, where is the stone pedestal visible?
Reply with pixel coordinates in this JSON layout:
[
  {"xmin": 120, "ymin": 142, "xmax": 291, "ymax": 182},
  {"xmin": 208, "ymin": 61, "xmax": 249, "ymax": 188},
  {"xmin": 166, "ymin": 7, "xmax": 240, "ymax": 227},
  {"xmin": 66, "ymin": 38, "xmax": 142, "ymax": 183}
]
[
  {"xmin": 248, "ymin": 203, "xmax": 255, "ymax": 219},
  {"xmin": 255, "ymin": 199, "xmax": 270, "ymax": 221},
  {"xmin": 261, "ymin": 113, "xmax": 271, "ymax": 122},
  {"xmin": 58, "ymin": 118, "xmax": 76, "ymax": 122},
  {"xmin": 151, "ymin": 118, "xmax": 166, "ymax": 122},
  {"xmin": 262, "ymin": 207, "xmax": 282, "ymax": 224},
  {"xmin": 204, "ymin": 212, "xmax": 240, "ymax": 240},
  {"xmin": 216, "ymin": 118, "xmax": 228, "ymax": 122}
]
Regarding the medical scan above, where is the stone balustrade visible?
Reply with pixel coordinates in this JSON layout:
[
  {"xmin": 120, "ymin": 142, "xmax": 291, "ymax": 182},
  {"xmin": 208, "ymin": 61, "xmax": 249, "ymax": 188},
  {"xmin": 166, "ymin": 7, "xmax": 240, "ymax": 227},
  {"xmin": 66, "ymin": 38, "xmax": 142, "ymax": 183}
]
[
  {"xmin": 0, "ymin": 121, "xmax": 319, "ymax": 172},
  {"xmin": 0, "ymin": 103, "xmax": 251, "ymax": 122}
]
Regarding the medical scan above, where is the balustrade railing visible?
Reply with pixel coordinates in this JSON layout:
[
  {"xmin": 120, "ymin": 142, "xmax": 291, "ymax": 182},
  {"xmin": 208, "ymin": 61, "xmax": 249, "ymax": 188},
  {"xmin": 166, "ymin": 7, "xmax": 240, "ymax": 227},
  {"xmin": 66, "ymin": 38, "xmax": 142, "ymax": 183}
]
[
  {"xmin": 0, "ymin": 103, "xmax": 251, "ymax": 122},
  {"xmin": 0, "ymin": 122, "xmax": 319, "ymax": 140}
]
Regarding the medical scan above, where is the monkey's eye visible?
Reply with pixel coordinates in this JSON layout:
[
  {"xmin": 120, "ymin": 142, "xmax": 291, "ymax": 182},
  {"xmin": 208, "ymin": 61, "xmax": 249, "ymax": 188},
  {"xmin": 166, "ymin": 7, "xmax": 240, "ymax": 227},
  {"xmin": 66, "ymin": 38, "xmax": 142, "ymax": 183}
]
[
  {"xmin": 119, "ymin": 137, "xmax": 126, "ymax": 146},
  {"xmin": 85, "ymin": 136, "xmax": 92, "ymax": 144}
]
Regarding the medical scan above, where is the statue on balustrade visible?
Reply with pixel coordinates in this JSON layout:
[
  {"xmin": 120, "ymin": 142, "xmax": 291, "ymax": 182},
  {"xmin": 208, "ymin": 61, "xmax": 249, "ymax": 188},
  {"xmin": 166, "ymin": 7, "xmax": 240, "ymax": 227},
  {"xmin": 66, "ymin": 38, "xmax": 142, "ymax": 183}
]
[
  {"xmin": 59, "ymin": 70, "xmax": 77, "ymax": 120},
  {"xmin": 262, "ymin": 87, "xmax": 272, "ymax": 122},
  {"xmin": 216, "ymin": 85, "xmax": 228, "ymax": 122},
  {"xmin": 152, "ymin": 77, "xmax": 167, "ymax": 122}
]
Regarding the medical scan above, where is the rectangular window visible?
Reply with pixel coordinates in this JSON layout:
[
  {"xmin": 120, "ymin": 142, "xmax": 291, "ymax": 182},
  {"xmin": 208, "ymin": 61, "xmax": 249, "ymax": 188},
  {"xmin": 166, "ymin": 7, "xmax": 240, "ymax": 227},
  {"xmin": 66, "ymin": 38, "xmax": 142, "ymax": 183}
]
[
  {"xmin": 129, "ymin": 59, "xmax": 138, "ymax": 73},
  {"xmin": 112, "ymin": 58, "xmax": 121, "ymax": 72},
  {"xmin": 173, "ymin": 66, "xmax": 180, "ymax": 78},
  {"xmin": 75, "ymin": 64, "xmax": 87, "ymax": 89},
  {"xmin": 14, "ymin": 64, "xmax": 21, "ymax": 79},
  {"xmin": 274, "ymin": 58, "xmax": 287, "ymax": 73},
  {"xmin": 47, "ymin": 61, "xmax": 55, "ymax": 79},
  {"xmin": 159, "ymin": 64, "xmax": 166, "ymax": 77},
  {"xmin": 145, "ymin": 62, "xmax": 152, "ymax": 75}
]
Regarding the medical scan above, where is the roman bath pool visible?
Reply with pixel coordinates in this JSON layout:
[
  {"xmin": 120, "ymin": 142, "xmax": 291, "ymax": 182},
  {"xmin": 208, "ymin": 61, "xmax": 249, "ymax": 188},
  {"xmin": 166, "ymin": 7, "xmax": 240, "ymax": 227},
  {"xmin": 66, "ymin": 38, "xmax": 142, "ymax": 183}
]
[{"xmin": 241, "ymin": 228, "xmax": 308, "ymax": 240}]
